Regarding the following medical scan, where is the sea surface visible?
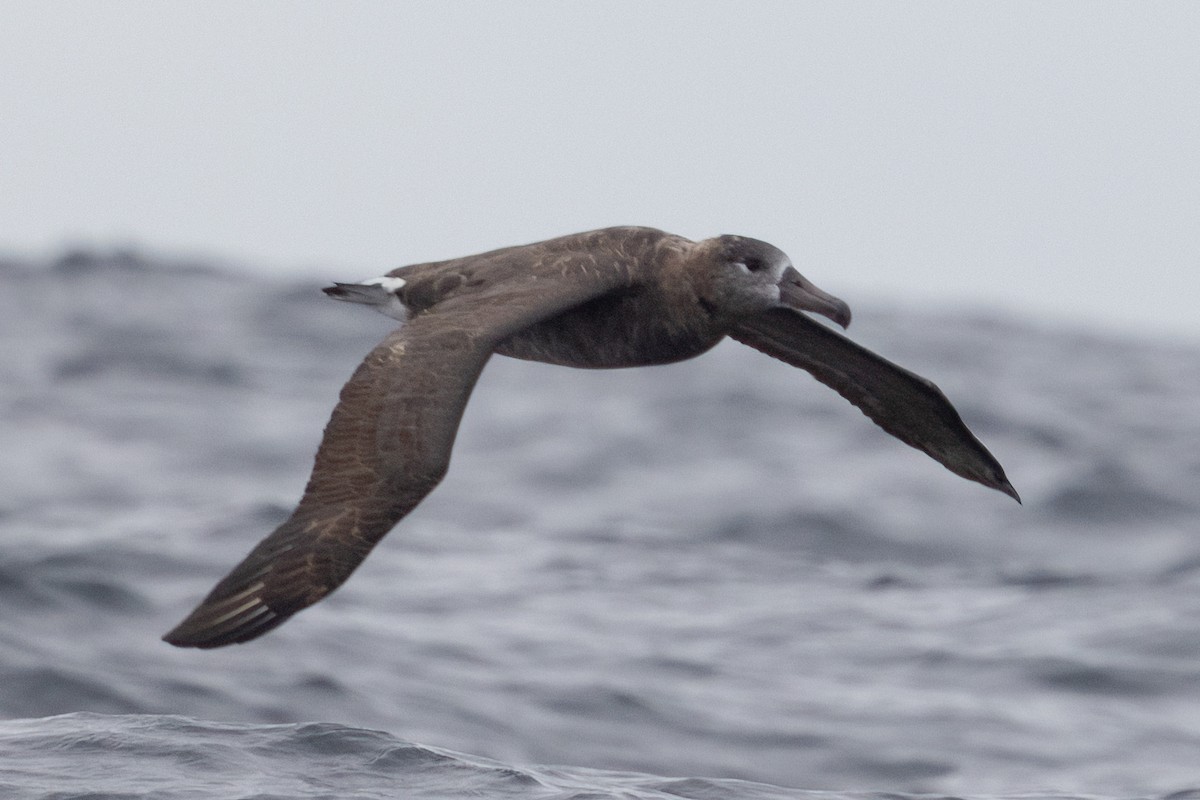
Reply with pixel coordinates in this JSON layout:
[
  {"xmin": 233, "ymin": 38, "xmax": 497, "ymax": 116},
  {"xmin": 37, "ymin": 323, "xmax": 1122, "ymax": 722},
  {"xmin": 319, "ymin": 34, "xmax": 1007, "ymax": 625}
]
[{"xmin": 2, "ymin": 248, "xmax": 1199, "ymax": 799}]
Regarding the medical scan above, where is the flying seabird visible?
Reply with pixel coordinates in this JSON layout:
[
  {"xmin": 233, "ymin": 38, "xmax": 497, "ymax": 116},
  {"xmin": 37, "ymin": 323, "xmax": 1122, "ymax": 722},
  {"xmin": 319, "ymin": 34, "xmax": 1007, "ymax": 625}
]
[{"xmin": 164, "ymin": 226, "xmax": 1018, "ymax": 649}]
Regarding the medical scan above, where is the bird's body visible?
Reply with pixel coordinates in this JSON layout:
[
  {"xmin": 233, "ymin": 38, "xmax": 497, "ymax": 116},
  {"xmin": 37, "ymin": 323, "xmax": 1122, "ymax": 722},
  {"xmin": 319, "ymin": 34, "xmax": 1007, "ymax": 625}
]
[{"xmin": 164, "ymin": 227, "xmax": 1017, "ymax": 649}]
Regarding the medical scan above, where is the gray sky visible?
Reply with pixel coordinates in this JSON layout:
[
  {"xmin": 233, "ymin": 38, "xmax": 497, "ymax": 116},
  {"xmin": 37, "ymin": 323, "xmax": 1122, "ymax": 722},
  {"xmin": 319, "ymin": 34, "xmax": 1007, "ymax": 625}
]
[{"xmin": 3, "ymin": 2, "xmax": 1198, "ymax": 341}]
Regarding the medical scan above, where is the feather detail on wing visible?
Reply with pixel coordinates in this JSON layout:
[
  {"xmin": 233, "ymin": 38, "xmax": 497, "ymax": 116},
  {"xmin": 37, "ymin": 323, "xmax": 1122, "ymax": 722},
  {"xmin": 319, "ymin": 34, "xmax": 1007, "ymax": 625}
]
[
  {"xmin": 730, "ymin": 308, "xmax": 1019, "ymax": 502},
  {"xmin": 164, "ymin": 256, "xmax": 636, "ymax": 648}
]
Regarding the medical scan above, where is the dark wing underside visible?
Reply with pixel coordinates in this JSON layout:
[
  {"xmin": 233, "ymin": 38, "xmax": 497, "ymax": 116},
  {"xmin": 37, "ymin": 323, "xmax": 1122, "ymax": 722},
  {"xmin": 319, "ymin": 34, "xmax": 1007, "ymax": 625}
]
[
  {"xmin": 730, "ymin": 308, "xmax": 1019, "ymax": 501},
  {"xmin": 164, "ymin": 253, "xmax": 636, "ymax": 648}
]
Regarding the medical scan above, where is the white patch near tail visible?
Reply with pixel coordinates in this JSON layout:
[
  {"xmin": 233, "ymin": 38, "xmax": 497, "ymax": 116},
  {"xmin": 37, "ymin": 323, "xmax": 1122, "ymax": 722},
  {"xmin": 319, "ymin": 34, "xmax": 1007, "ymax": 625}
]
[
  {"xmin": 362, "ymin": 275, "xmax": 407, "ymax": 292},
  {"xmin": 325, "ymin": 275, "xmax": 410, "ymax": 322}
]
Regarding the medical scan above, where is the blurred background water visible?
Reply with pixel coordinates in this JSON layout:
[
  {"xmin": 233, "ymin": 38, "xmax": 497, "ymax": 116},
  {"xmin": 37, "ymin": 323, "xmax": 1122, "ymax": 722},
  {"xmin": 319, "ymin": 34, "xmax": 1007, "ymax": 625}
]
[{"xmin": 2, "ymin": 250, "xmax": 1199, "ymax": 799}]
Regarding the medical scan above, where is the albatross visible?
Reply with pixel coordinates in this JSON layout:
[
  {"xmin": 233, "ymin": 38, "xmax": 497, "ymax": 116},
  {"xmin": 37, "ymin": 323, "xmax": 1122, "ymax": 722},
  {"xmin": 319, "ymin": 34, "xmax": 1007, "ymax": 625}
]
[{"xmin": 164, "ymin": 226, "xmax": 1018, "ymax": 649}]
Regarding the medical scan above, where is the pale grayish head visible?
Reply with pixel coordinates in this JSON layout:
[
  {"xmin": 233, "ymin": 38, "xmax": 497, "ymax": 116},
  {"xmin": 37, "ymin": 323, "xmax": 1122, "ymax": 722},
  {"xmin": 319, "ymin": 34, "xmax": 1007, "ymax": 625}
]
[{"xmin": 702, "ymin": 235, "xmax": 852, "ymax": 328}]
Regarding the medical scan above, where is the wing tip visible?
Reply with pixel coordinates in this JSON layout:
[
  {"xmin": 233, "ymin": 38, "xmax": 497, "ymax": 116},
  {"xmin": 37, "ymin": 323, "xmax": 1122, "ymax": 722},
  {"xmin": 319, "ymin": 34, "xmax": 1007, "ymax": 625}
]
[
  {"xmin": 162, "ymin": 592, "xmax": 286, "ymax": 649},
  {"xmin": 162, "ymin": 615, "xmax": 282, "ymax": 649},
  {"xmin": 162, "ymin": 625, "xmax": 220, "ymax": 649},
  {"xmin": 967, "ymin": 459, "xmax": 1020, "ymax": 504}
]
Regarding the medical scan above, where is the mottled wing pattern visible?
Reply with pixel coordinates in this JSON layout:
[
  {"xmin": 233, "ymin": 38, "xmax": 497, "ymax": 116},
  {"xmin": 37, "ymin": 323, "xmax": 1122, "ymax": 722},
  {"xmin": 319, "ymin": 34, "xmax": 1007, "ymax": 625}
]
[
  {"xmin": 730, "ymin": 308, "xmax": 1019, "ymax": 501},
  {"xmin": 164, "ymin": 250, "xmax": 638, "ymax": 648}
]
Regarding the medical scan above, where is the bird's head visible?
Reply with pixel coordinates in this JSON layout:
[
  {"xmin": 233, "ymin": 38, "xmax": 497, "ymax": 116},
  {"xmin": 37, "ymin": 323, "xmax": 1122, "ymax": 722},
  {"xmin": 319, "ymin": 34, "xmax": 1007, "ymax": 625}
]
[{"xmin": 695, "ymin": 235, "xmax": 851, "ymax": 328}]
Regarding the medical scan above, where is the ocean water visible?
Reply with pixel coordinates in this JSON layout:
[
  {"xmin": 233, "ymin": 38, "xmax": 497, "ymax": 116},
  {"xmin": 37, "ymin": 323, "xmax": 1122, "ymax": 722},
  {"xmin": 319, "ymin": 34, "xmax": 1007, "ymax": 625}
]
[{"xmin": 2, "ymin": 249, "xmax": 1199, "ymax": 799}]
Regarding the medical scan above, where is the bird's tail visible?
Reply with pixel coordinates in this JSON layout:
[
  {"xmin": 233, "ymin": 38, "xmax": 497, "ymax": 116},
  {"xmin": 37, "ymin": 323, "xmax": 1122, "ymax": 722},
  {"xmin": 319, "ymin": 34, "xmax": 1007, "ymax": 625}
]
[
  {"xmin": 322, "ymin": 277, "xmax": 409, "ymax": 321},
  {"xmin": 323, "ymin": 282, "xmax": 395, "ymax": 306}
]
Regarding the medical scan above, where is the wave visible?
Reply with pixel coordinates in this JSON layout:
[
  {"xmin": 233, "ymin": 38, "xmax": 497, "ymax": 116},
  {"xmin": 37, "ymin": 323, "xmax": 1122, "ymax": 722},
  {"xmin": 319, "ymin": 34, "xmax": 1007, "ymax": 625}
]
[{"xmin": 0, "ymin": 713, "xmax": 1137, "ymax": 800}]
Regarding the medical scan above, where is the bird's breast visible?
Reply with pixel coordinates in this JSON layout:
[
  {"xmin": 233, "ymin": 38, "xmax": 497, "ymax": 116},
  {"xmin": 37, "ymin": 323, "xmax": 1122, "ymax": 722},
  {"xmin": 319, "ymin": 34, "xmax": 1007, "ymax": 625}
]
[{"xmin": 493, "ymin": 291, "xmax": 724, "ymax": 369}]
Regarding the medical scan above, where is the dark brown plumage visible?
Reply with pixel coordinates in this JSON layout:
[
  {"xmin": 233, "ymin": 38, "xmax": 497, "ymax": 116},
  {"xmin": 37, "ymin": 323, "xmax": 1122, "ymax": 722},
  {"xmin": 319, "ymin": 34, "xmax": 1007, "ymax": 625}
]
[{"xmin": 164, "ymin": 226, "xmax": 1017, "ymax": 649}]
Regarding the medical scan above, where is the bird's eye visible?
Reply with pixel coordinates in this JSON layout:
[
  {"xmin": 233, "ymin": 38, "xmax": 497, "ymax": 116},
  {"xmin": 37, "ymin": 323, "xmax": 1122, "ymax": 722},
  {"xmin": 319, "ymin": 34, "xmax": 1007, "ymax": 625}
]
[{"xmin": 737, "ymin": 259, "xmax": 764, "ymax": 273}]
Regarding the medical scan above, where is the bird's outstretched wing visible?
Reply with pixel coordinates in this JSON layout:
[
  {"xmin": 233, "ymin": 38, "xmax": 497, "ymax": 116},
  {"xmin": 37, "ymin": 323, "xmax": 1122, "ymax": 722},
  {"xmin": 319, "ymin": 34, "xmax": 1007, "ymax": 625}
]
[
  {"xmin": 730, "ymin": 308, "xmax": 1019, "ymax": 501},
  {"xmin": 164, "ymin": 256, "xmax": 634, "ymax": 648}
]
